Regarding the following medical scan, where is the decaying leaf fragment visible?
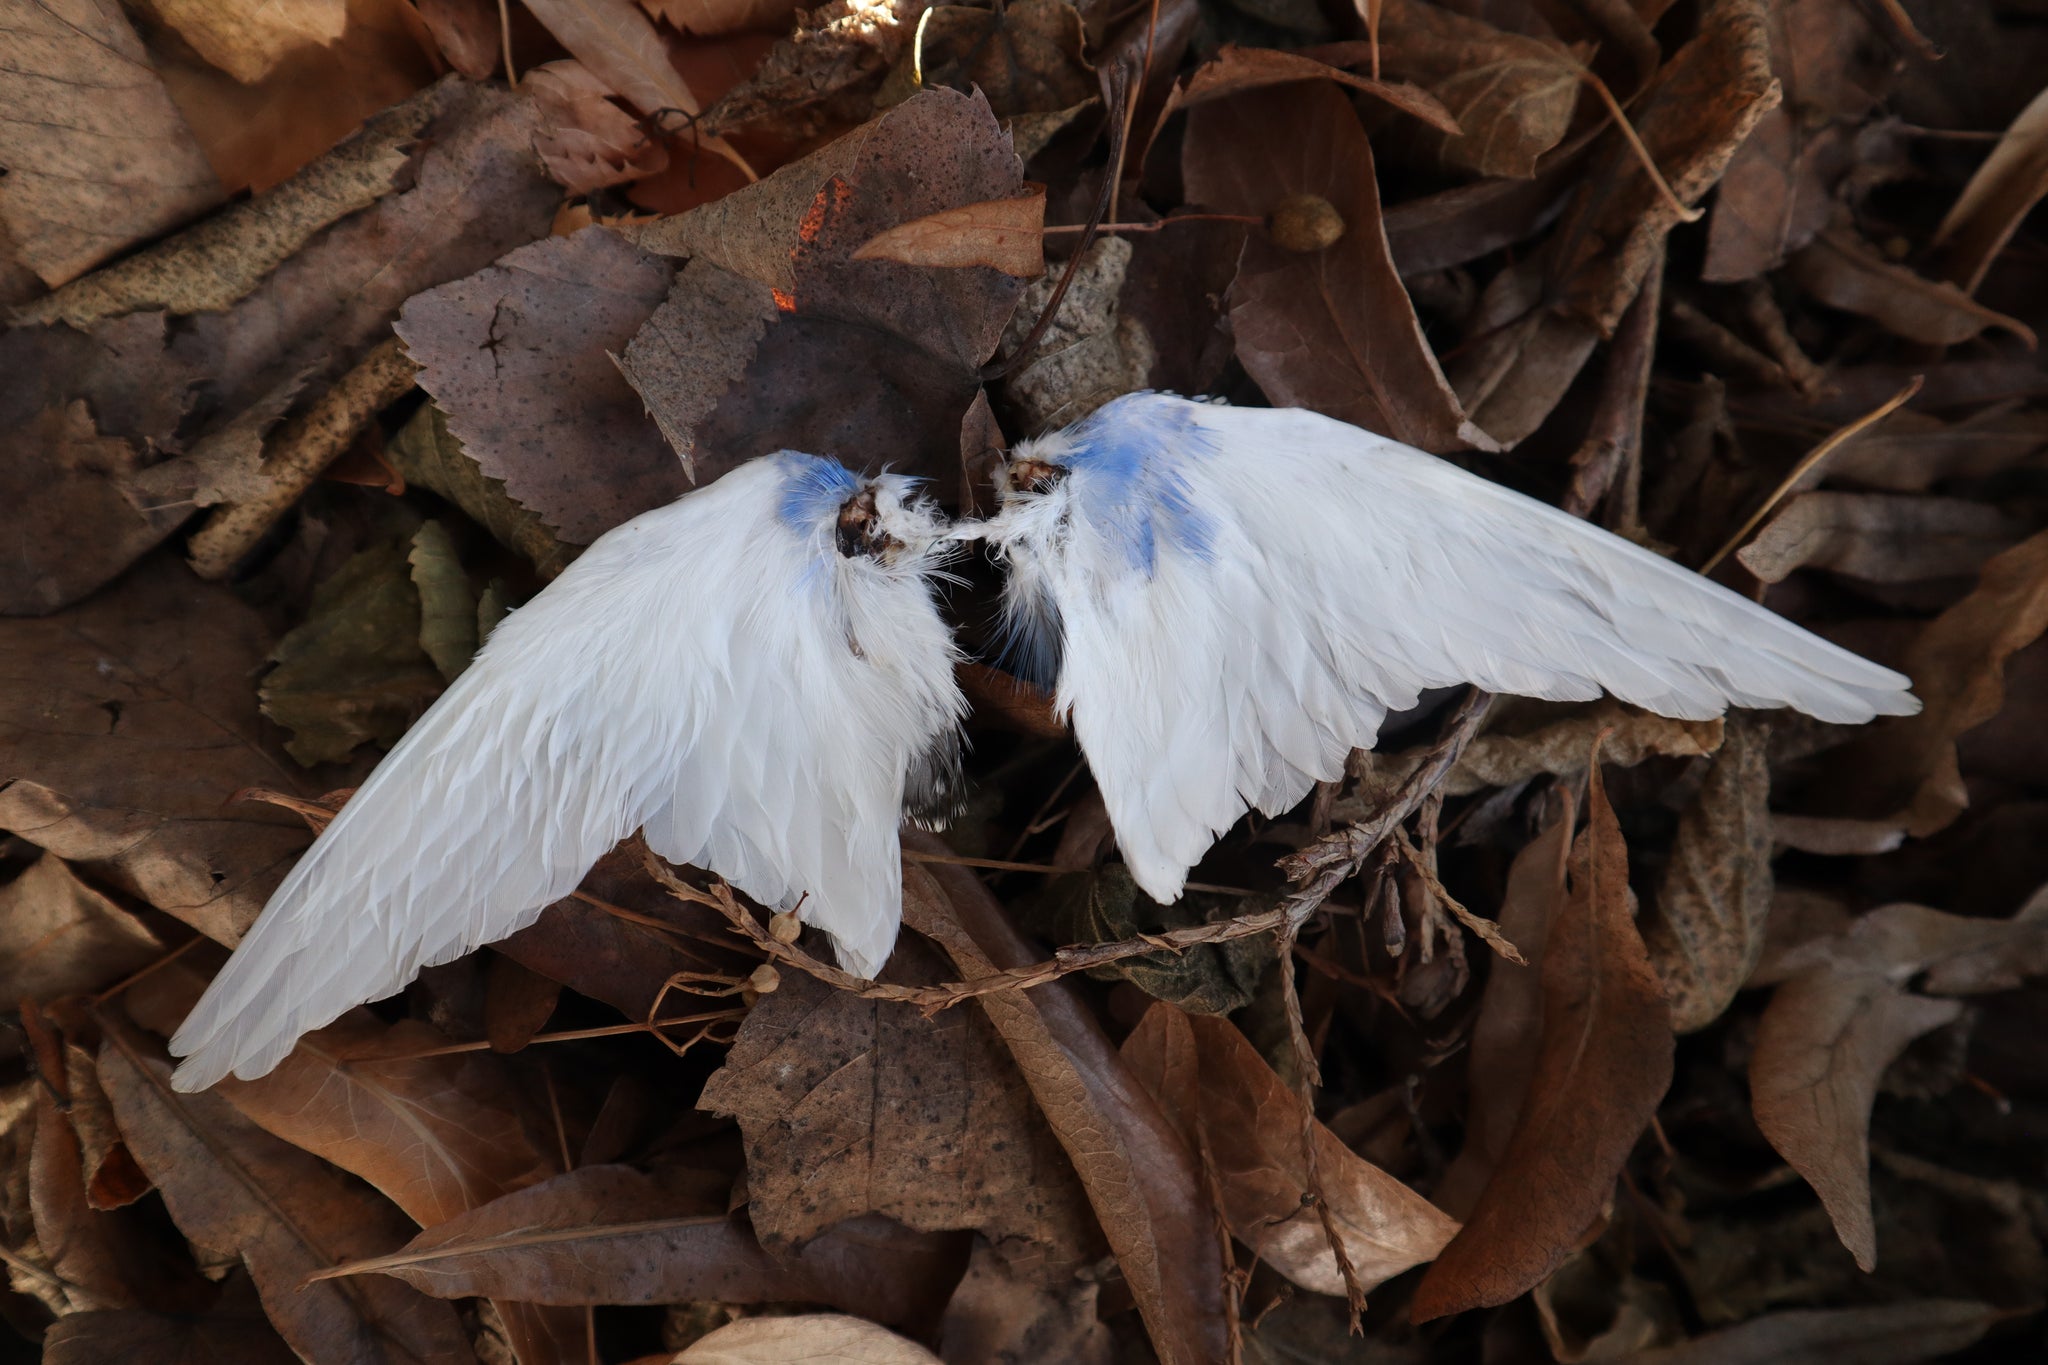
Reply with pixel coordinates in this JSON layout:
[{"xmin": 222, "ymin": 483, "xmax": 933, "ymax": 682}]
[
  {"xmin": 527, "ymin": 60, "xmax": 672, "ymax": 194},
  {"xmin": 1786, "ymin": 226, "xmax": 2037, "ymax": 348},
  {"xmin": 0, "ymin": 854, "xmax": 162, "ymax": 1005},
  {"xmin": 0, "ymin": 0, "xmax": 224, "ymax": 289},
  {"xmin": 1414, "ymin": 761, "xmax": 1674, "ymax": 1319},
  {"xmin": 1122, "ymin": 1004, "xmax": 1458, "ymax": 1296},
  {"xmin": 1369, "ymin": 0, "xmax": 1580, "ymax": 178}
]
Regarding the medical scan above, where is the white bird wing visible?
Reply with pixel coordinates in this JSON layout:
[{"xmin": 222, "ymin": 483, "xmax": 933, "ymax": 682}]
[
  {"xmin": 994, "ymin": 393, "xmax": 1918, "ymax": 904},
  {"xmin": 171, "ymin": 456, "xmax": 962, "ymax": 1090}
]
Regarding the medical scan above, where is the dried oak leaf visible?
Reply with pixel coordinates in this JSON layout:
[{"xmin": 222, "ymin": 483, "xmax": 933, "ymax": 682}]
[
  {"xmin": 1737, "ymin": 492, "xmax": 2030, "ymax": 585},
  {"xmin": 527, "ymin": 59, "xmax": 672, "ymax": 194},
  {"xmin": 0, "ymin": 853, "xmax": 162, "ymax": 1004},
  {"xmin": 1123, "ymin": 1004, "xmax": 1458, "ymax": 1296},
  {"xmin": 903, "ymin": 844, "xmax": 1229, "ymax": 1365},
  {"xmin": 1369, "ymin": 0, "xmax": 1580, "ymax": 178},
  {"xmin": 619, "ymin": 87, "xmax": 1026, "ymax": 487},
  {"xmin": 1182, "ymin": 81, "xmax": 1498, "ymax": 453},
  {"xmin": 697, "ymin": 926, "xmax": 1098, "ymax": 1269},
  {"xmin": 1645, "ymin": 713, "xmax": 1772, "ymax": 1034},
  {"xmin": 1820, "ymin": 530, "xmax": 2048, "ymax": 837},
  {"xmin": 1548, "ymin": 0, "xmax": 1780, "ymax": 333},
  {"xmin": 0, "ymin": 0, "xmax": 223, "ymax": 289},
  {"xmin": 317, "ymin": 1163, "xmax": 969, "ymax": 1327},
  {"xmin": 1785, "ymin": 226, "xmax": 2037, "ymax": 348},
  {"xmin": 97, "ymin": 1018, "xmax": 477, "ymax": 1365},
  {"xmin": 0, "ymin": 565, "xmax": 313, "ymax": 945},
  {"xmin": 1413, "ymin": 761, "xmax": 1674, "ymax": 1319}
]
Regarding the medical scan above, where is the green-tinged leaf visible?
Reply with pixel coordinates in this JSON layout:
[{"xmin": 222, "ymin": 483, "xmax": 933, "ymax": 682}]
[
  {"xmin": 386, "ymin": 401, "xmax": 574, "ymax": 579},
  {"xmin": 1029, "ymin": 864, "xmax": 1273, "ymax": 1015},
  {"xmin": 407, "ymin": 520, "xmax": 478, "ymax": 682}
]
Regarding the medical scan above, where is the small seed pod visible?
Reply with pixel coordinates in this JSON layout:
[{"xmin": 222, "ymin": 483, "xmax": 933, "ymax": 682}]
[
  {"xmin": 768, "ymin": 911, "xmax": 802, "ymax": 943},
  {"xmin": 747, "ymin": 964, "xmax": 782, "ymax": 995},
  {"xmin": 1266, "ymin": 193, "xmax": 1345, "ymax": 253}
]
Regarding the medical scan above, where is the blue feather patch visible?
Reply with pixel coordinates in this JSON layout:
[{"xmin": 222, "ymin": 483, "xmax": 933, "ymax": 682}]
[
  {"xmin": 775, "ymin": 453, "xmax": 862, "ymax": 534},
  {"xmin": 1060, "ymin": 393, "xmax": 1219, "ymax": 574}
]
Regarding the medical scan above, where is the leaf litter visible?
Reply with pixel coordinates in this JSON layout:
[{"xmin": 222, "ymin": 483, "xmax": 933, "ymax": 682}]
[{"xmin": 3, "ymin": 1, "xmax": 2048, "ymax": 1362}]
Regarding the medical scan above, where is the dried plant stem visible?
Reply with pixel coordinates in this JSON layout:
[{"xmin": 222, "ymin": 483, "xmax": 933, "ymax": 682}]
[
  {"xmin": 1280, "ymin": 920, "xmax": 1367, "ymax": 1323},
  {"xmin": 1393, "ymin": 827, "xmax": 1526, "ymax": 965},
  {"xmin": 188, "ymin": 336, "xmax": 419, "ymax": 579},
  {"xmin": 497, "ymin": 0, "xmax": 516, "ymax": 86},
  {"xmin": 1040, "ymin": 213, "xmax": 1263, "ymax": 235},
  {"xmin": 1700, "ymin": 375, "xmax": 1924, "ymax": 572},
  {"xmin": 365, "ymin": 1011, "xmax": 744, "ymax": 1061},
  {"xmin": 1578, "ymin": 68, "xmax": 1703, "ymax": 225}
]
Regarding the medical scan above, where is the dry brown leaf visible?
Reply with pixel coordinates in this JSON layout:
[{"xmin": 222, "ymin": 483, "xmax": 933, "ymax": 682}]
[
  {"xmin": 1435, "ymin": 809, "xmax": 1573, "ymax": 1219},
  {"xmin": 700, "ymin": 0, "xmax": 920, "ymax": 140},
  {"xmin": 214, "ymin": 1015, "xmax": 557, "ymax": 1228},
  {"xmin": 1627, "ymin": 1299, "xmax": 2005, "ymax": 1365},
  {"xmin": 1549, "ymin": 0, "xmax": 1780, "ymax": 333},
  {"xmin": 1646, "ymin": 713, "xmax": 1772, "ymax": 1034},
  {"xmin": 151, "ymin": 0, "xmax": 348, "ymax": 83},
  {"xmin": 1174, "ymin": 43, "xmax": 1460, "ymax": 135},
  {"xmin": 852, "ymin": 190, "xmax": 1047, "ymax": 276},
  {"xmin": 1930, "ymin": 85, "xmax": 2048, "ymax": 293},
  {"xmin": 41, "ymin": 1274, "xmax": 298, "ymax": 1365},
  {"xmin": 696, "ymin": 926, "xmax": 1098, "ymax": 1264},
  {"xmin": 994, "ymin": 235, "xmax": 1153, "ymax": 430},
  {"xmin": 316, "ymin": 1164, "xmax": 969, "ymax": 1326},
  {"xmin": 397, "ymin": 227, "xmax": 687, "ymax": 545},
  {"xmin": 1749, "ymin": 967, "xmax": 1963, "ymax": 1270},
  {"xmin": 902, "ymin": 845, "xmax": 1230, "ymax": 1365},
  {"xmin": 1785, "ymin": 226, "xmax": 2038, "ymax": 348},
  {"xmin": 0, "ymin": 566, "xmax": 314, "ymax": 945},
  {"xmin": 619, "ymin": 89, "xmax": 1026, "ymax": 484},
  {"xmin": 1825, "ymin": 407, "xmax": 2048, "ymax": 493},
  {"xmin": 527, "ymin": 60, "xmax": 672, "ymax": 194},
  {"xmin": 1370, "ymin": 0, "xmax": 1579, "ymax": 177},
  {"xmin": 412, "ymin": 0, "xmax": 502, "ymax": 79},
  {"xmin": 1748, "ymin": 896, "xmax": 2048, "ymax": 997},
  {"xmin": 642, "ymin": 0, "xmax": 803, "ymax": 35},
  {"xmin": 1738, "ymin": 492, "xmax": 2030, "ymax": 585},
  {"xmin": 938, "ymin": 1238, "xmax": 1113, "ymax": 1365},
  {"xmin": 675, "ymin": 1314, "xmax": 940, "ymax": 1363},
  {"xmin": 27, "ymin": 1088, "xmax": 138, "ymax": 1310},
  {"xmin": 1355, "ymin": 699, "xmax": 1722, "ymax": 801},
  {"xmin": 96, "ymin": 1017, "xmax": 478, "ymax": 1364},
  {"xmin": 1122, "ymin": 1004, "xmax": 1459, "ymax": 1296},
  {"xmin": 1182, "ymin": 81, "xmax": 1497, "ymax": 453},
  {"xmin": 1823, "ymin": 530, "xmax": 2048, "ymax": 836},
  {"xmin": 0, "ymin": 853, "xmax": 162, "ymax": 1004},
  {"xmin": 0, "ymin": 0, "xmax": 224, "ymax": 289},
  {"xmin": 1413, "ymin": 761, "xmax": 1674, "ymax": 1318},
  {"xmin": 1446, "ymin": 252, "xmax": 1605, "ymax": 449},
  {"xmin": 886, "ymin": 0, "xmax": 1093, "ymax": 120}
]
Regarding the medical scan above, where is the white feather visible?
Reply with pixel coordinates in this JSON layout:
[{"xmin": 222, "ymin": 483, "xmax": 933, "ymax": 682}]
[
  {"xmin": 170, "ymin": 455, "xmax": 964, "ymax": 1090},
  {"xmin": 976, "ymin": 393, "xmax": 1919, "ymax": 904}
]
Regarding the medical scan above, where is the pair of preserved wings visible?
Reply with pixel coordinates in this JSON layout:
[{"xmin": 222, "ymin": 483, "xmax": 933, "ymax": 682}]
[
  {"xmin": 170, "ymin": 456, "xmax": 962, "ymax": 1091},
  {"xmin": 978, "ymin": 394, "xmax": 1919, "ymax": 904}
]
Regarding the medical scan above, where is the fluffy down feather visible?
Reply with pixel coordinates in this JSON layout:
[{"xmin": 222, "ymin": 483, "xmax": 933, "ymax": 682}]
[
  {"xmin": 170, "ymin": 455, "xmax": 963, "ymax": 1090},
  {"xmin": 974, "ymin": 392, "xmax": 1918, "ymax": 904}
]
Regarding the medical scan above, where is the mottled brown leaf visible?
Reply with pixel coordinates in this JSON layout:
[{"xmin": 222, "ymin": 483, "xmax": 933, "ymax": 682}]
[
  {"xmin": 319, "ymin": 1164, "xmax": 968, "ymax": 1327},
  {"xmin": 1353, "ymin": 699, "xmax": 1722, "ymax": 801},
  {"xmin": 97, "ymin": 1018, "xmax": 477, "ymax": 1364},
  {"xmin": 0, "ymin": 0, "xmax": 223, "ymax": 288},
  {"xmin": 1183, "ymin": 81, "xmax": 1497, "ymax": 453},
  {"xmin": 1175, "ymin": 43, "xmax": 1459, "ymax": 135},
  {"xmin": 0, "ymin": 566, "xmax": 313, "ymax": 945},
  {"xmin": 399, "ymin": 226, "xmax": 687, "ymax": 544},
  {"xmin": 1628, "ymin": 1299, "xmax": 2004, "ymax": 1365},
  {"xmin": 42, "ymin": 1274, "xmax": 298, "ymax": 1365},
  {"xmin": 1413, "ymin": 762, "xmax": 1674, "ymax": 1318},
  {"xmin": 1646, "ymin": 713, "xmax": 1772, "ymax": 1034},
  {"xmin": 852, "ymin": 190, "xmax": 1046, "ymax": 276},
  {"xmin": 890, "ymin": 0, "xmax": 1093, "ymax": 119},
  {"xmin": 1785, "ymin": 227, "xmax": 2036, "ymax": 348},
  {"xmin": 620, "ymin": 89, "xmax": 1026, "ymax": 485},
  {"xmin": 697, "ymin": 926, "xmax": 1096, "ymax": 1265},
  {"xmin": 1122, "ymin": 1004, "xmax": 1458, "ymax": 1296}
]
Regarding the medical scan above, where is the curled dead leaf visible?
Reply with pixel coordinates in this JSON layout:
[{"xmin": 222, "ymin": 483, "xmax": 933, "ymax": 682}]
[{"xmin": 852, "ymin": 189, "xmax": 1047, "ymax": 276}]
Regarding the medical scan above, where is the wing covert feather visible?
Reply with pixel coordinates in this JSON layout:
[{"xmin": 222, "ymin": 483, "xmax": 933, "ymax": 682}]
[
  {"xmin": 171, "ymin": 458, "xmax": 960, "ymax": 1090},
  {"xmin": 996, "ymin": 394, "xmax": 1918, "ymax": 904}
]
